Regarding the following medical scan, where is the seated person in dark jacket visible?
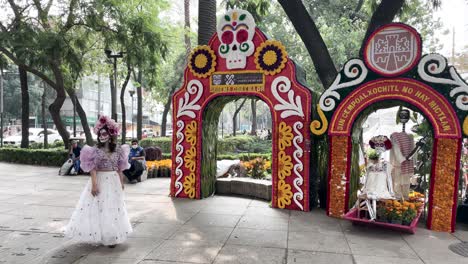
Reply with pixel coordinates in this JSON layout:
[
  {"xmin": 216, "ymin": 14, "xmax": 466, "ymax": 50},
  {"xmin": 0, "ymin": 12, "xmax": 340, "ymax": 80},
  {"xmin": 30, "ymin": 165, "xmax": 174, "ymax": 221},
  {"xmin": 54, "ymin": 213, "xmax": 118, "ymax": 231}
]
[
  {"xmin": 123, "ymin": 139, "xmax": 146, "ymax": 183},
  {"xmin": 69, "ymin": 140, "xmax": 82, "ymax": 175}
]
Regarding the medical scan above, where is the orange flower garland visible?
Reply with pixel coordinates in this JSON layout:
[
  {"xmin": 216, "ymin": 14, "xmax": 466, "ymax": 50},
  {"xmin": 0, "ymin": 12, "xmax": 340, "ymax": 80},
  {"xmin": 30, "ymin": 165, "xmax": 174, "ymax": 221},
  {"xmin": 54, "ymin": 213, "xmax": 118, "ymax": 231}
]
[
  {"xmin": 430, "ymin": 138, "xmax": 458, "ymax": 232},
  {"xmin": 328, "ymin": 136, "xmax": 349, "ymax": 217}
]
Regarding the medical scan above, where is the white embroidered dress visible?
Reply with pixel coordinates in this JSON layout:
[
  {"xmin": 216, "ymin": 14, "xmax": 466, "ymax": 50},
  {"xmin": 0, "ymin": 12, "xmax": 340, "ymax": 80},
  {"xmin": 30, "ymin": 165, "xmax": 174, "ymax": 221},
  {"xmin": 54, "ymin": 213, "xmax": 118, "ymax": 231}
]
[
  {"xmin": 363, "ymin": 161, "xmax": 394, "ymax": 200},
  {"xmin": 64, "ymin": 145, "xmax": 133, "ymax": 245}
]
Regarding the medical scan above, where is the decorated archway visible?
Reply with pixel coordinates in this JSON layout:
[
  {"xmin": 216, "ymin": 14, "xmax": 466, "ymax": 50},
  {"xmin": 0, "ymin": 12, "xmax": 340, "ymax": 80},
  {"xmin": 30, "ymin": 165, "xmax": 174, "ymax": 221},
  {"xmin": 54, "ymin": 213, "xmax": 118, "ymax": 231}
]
[
  {"xmin": 170, "ymin": 9, "xmax": 313, "ymax": 211},
  {"xmin": 312, "ymin": 23, "xmax": 466, "ymax": 232}
]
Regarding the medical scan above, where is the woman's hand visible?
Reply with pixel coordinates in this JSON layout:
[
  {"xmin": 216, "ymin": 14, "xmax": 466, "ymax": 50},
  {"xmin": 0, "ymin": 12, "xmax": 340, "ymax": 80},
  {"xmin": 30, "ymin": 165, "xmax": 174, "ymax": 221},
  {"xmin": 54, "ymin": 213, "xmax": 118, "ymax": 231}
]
[
  {"xmin": 91, "ymin": 184, "xmax": 99, "ymax": 196},
  {"xmin": 121, "ymin": 183, "xmax": 125, "ymax": 190}
]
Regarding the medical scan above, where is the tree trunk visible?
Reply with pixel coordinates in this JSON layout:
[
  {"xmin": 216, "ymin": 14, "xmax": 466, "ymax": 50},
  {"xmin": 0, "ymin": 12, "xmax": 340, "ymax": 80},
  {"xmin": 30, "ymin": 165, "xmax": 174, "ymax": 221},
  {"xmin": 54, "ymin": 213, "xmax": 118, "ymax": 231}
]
[
  {"xmin": 198, "ymin": 0, "xmax": 217, "ymax": 45},
  {"xmin": 250, "ymin": 99, "xmax": 257, "ymax": 136},
  {"xmin": 109, "ymin": 73, "xmax": 117, "ymax": 122},
  {"xmin": 41, "ymin": 81, "xmax": 48, "ymax": 148},
  {"xmin": 278, "ymin": 0, "xmax": 337, "ymax": 89},
  {"xmin": 19, "ymin": 66, "xmax": 29, "ymax": 148},
  {"xmin": 184, "ymin": 0, "xmax": 192, "ymax": 62},
  {"xmin": 232, "ymin": 98, "xmax": 247, "ymax": 136},
  {"xmin": 120, "ymin": 63, "xmax": 132, "ymax": 144},
  {"xmin": 136, "ymin": 70, "xmax": 143, "ymax": 140},
  {"xmin": 66, "ymin": 88, "xmax": 93, "ymax": 146},
  {"xmin": 359, "ymin": 0, "xmax": 405, "ymax": 54},
  {"xmin": 161, "ymin": 84, "xmax": 178, "ymax": 137}
]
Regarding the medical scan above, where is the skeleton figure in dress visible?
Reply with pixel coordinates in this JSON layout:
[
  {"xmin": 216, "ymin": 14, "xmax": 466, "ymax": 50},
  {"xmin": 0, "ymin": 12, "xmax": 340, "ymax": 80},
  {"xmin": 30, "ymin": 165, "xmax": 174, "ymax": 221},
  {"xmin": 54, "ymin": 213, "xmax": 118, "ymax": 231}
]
[
  {"xmin": 390, "ymin": 109, "xmax": 415, "ymax": 200},
  {"xmin": 362, "ymin": 135, "xmax": 395, "ymax": 220}
]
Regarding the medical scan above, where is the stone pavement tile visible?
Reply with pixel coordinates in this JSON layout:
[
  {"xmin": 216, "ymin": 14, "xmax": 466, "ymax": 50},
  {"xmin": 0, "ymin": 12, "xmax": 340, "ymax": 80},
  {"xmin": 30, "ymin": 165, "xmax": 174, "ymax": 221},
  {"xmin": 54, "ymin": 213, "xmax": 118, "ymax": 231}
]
[
  {"xmin": 86, "ymin": 237, "xmax": 163, "ymax": 260},
  {"xmin": 453, "ymin": 223, "xmax": 468, "ymax": 241},
  {"xmin": 129, "ymin": 222, "xmax": 182, "ymax": 239},
  {"xmin": 73, "ymin": 255, "xmax": 140, "ymax": 264},
  {"xmin": 199, "ymin": 205, "xmax": 247, "ymax": 215},
  {"xmin": 402, "ymin": 230, "xmax": 467, "ymax": 263},
  {"xmin": 32, "ymin": 195, "xmax": 81, "ymax": 207},
  {"xmin": 132, "ymin": 209, "xmax": 196, "ymax": 224},
  {"xmin": 139, "ymin": 261, "xmax": 195, "ymax": 264},
  {"xmin": 238, "ymin": 215, "xmax": 289, "ymax": 231},
  {"xmin": 227, "ymin": 227, "xmax": 287, "ymax": 248},
  {"xmin": 170, "ymin": 225, "xmax": 234, "ymax": 243},
  {"xmin": 287, "ymin": 249, "xmax": 353, "ymax": 264},
  {"xmin": 0, "ymin": 193, "xmax": 18, "ymax": 201},
  {"xmin": 343, "ymin": 227, "xmax": 418, "ymax": 259},
  {"xmin": 124, "ymin": 194, "xmax": 173, "ymax": 204},
  {"xmin": 34, "ymin": 242, "xmax": 101, "ymax": 264},
  {"xmin": 0, "ymin": 232, "xmax": 67, "ymax": 264},
  {"xmin": 244, "ymin": 206, "xmax": 290, "ymax": 219},
  {"xmin": 248, "ymin": 199, "xmax": 270, "ymax": 208},
  {"xmin": 8, "ymin": 216, "xmax": 68, "ymax": 233},
  {"xmin": 213, "ymin": 244, "xmax": 286, "ymax": 264},
  {"xmin": 201, "ymin": 195, "xmax": 252, "ymax": 207},
  {"xmin": 288, "ymin": 213, "xmax": 343, "ymax": 235},
  {"xmin": 353, "ymin": 255, "xmax": 425, "ymax": 264},
  {"xmin": 185, "ymin": 213, "xmax": 241, "ymax": 228},
  {"xmin": 144, "ymin": 240, "xmax": 223, "ymax": 264},
  {"xmin": 0, "ymin": 202, "xmax": 17, "ymax": 213},
  {"xmin": 288, "ymin": 231, "xmax": 351, "ymax": 254},
  {"xmin": 4, "ymin": 204, "xmax": 75, "ymax": 219}
]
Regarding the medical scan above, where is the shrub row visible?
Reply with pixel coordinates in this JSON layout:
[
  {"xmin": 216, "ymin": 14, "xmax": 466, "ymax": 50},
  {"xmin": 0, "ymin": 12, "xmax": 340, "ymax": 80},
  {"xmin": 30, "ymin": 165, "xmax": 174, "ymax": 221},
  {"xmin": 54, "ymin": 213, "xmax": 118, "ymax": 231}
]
[
  {"xmin": 140, "ymin": 135, "xmax": 272, "ymax": 155},
  {"xmin": 0, "ymin": 147, "xmax": 68, "ymax": 166}
]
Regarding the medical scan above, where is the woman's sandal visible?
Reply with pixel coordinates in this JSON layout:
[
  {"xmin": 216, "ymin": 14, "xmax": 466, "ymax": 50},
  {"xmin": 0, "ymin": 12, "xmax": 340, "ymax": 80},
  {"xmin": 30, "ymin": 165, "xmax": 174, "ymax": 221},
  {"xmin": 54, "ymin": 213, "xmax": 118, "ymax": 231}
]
[{"xmin": 108, "ymin": 244, "xmax": 116, "ymax": 248}]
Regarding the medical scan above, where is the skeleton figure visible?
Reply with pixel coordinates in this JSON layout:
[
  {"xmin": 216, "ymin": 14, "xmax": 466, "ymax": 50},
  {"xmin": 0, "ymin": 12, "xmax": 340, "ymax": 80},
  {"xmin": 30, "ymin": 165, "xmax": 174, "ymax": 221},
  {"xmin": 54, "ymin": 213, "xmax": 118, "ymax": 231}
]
[
  {"xmin": 390, "ymin": 109, "xmax": 415, "ymax": 200},
  {"xmin": 364, "ymin": 136, "xmax": 394, "ymax": 220},
  {"xmin": 217, "ymin": 9, "xmax": 256, "ymax": 69}
]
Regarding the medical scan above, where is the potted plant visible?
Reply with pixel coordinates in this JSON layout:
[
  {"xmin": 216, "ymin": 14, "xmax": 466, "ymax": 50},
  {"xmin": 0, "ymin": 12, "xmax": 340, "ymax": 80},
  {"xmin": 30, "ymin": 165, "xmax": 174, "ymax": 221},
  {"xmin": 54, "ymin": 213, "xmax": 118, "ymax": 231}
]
[
  {"xmin": 402, "ymin": 206, "xmax": 417, "ymax": 225},
  {"xmin": 376, "ymin": 205, "xmax": 388, "ymax": 222}
]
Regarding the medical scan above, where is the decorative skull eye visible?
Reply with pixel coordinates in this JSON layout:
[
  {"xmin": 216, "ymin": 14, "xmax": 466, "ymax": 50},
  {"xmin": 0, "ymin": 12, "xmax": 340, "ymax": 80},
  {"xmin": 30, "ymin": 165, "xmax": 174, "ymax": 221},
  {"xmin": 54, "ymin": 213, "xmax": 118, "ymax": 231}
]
[
  {"xmin": 221, "ymin": 31, "xmax": 234, "ymax": 44},
  {"xmin": 236, "ymin": 29, "xmax": 248, "ymax": 43}
]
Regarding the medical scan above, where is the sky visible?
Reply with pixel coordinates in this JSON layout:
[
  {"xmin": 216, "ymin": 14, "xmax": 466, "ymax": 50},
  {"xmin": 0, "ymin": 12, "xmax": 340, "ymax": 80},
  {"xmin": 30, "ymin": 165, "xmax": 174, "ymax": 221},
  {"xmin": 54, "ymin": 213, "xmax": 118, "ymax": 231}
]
[{"xmin": 432, "ymin": 0, "xmax": 468, "ymax": 57}]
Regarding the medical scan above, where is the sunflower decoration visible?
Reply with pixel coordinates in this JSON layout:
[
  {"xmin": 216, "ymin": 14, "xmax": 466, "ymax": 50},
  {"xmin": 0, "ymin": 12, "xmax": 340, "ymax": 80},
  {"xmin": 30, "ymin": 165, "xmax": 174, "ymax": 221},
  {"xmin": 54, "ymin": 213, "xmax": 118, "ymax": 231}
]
[
  {"xmin": 188, "ymin": 45, "xmax": 217, "ymax": 78},
  {"xmin": 254, "ymin": 40, "xmax": 288, "ymax": 75}
]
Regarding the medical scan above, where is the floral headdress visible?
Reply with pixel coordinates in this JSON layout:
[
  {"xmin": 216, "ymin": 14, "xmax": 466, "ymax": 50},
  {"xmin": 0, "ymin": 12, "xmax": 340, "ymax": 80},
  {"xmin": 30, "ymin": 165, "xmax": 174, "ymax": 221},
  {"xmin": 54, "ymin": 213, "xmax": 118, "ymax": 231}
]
[
  {"xmin": 369, "ymin": 135, "xmax": 392, "ymax": 154},
  {"xmin": 94, "ymin": 115, "xmax": 120, "ymax": 137}
]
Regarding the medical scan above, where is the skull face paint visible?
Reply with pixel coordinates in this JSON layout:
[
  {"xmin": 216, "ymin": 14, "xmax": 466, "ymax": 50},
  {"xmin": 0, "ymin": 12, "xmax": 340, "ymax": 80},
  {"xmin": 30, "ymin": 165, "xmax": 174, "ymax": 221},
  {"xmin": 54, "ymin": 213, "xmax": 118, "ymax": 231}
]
[
  {"xmin": 99, "ymin": 129, "xmax": 110, "ymax": 143},
  {"xmin": 217, "ymin": 9, "xmax": 256, "ymax": 69}
]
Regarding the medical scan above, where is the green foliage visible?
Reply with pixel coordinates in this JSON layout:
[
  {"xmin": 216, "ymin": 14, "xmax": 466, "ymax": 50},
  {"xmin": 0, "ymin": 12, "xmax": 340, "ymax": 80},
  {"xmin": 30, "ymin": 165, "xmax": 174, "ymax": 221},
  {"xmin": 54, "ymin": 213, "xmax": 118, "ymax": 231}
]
[
  {"xmin": 29, "ymin": 140, "xmax": 65, "ymax": 150},
  {"xmin": 217, "ymin": 135, "xmax": 268, "ymax": 153},
  {"xmin": 0, "ymin": 148, "xmax": 68, "ymax": 166},
  {"xmin": 139, "ymin": 137, "xmax": 172, "ymax": 153},
  {"xmin": 367, "ymin": 149, "xmax": 379, "ymax": 160}
]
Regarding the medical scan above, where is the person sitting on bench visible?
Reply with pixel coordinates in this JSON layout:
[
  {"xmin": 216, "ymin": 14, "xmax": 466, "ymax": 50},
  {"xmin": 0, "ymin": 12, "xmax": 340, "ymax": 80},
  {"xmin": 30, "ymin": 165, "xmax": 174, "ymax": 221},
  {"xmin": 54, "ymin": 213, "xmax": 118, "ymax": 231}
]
[{"xmin": 123, "ymin": 139, "xmax": 146, "ymax": 183}]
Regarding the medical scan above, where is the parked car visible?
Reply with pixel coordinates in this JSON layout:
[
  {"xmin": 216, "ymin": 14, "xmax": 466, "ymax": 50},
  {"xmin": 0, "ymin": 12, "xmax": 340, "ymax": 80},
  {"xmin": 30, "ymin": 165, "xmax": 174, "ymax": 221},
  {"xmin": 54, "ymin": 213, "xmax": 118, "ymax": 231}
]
[
  {"xmin": 4, "ymin": 128, "xmax": 63, "ymax": 146},
  {"xmin": 143, "ymin": 129, "xmax": 155, "ymax": 138}
]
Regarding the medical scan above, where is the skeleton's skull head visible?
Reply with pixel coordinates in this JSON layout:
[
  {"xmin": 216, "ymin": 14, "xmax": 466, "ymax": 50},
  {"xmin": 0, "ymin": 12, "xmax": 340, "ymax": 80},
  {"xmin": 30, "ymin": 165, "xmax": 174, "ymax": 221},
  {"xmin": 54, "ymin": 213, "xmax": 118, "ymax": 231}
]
[{"xmin": 217, "ymin": 9, "xmax": 256, "ymax": 69}]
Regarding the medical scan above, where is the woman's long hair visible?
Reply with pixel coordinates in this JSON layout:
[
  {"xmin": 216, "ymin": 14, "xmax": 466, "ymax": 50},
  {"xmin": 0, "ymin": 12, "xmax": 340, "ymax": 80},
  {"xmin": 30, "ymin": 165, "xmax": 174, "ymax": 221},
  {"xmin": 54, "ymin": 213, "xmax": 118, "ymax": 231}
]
[{"xmin": 97, "ymin": 126, "xmax": 117, "ymax": 152}]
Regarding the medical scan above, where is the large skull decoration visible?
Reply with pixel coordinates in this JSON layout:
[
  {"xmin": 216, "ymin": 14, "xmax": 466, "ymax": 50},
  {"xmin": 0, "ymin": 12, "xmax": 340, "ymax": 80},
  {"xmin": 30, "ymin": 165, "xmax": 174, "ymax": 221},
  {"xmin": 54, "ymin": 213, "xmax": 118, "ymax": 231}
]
[{"xmin": 217, "ymin": 9, "xmax": 256, "ymax": 69}]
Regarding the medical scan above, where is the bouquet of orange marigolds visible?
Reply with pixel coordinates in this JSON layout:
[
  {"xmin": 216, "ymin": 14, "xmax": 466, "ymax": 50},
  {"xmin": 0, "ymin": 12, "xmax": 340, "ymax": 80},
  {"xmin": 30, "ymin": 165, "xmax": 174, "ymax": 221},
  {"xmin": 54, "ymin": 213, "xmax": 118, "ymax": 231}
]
[
  {"xmin": 376, "ymin": 191, "xmax": 424, "ymax": 225},
  {"xmin": 146, "ymin": 159, "xmax": 172, "ymax": 178},
  {"xmin": 241, "ymin": 157, "xmax": 271, "ymax": 179}
]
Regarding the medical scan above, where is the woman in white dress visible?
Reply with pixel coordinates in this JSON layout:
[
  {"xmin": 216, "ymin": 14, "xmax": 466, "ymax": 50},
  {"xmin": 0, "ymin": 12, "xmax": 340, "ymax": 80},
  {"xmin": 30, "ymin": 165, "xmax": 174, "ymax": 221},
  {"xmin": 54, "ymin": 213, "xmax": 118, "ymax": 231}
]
[{"xmin": 64, "ymin": 115, "xmax": 132, "ymax": 248}]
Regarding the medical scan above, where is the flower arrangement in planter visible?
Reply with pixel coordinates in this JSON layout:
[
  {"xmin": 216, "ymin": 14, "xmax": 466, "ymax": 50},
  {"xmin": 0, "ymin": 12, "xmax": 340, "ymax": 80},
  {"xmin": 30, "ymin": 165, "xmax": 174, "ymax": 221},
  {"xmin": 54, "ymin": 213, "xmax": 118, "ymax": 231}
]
[
  {"xmin": 377, "ymin": 192, "xmax": 424, "ymax": 226},
  {"xmin": 241, "ymin": 157, "xmax": 271, "ymax": 179},
  {"xmin": 146, "ymin": 159, "xmax": 172, "ymax": 178}
]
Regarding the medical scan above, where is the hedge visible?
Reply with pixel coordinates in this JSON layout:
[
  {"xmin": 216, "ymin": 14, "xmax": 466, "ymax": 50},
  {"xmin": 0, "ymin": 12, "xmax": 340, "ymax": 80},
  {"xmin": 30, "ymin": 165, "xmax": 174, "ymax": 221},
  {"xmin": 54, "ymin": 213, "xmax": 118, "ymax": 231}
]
[
  {"xmin": 0, "ymin": 148, "xmax": 68, "ymax": 166},
  {"xmin": 139, "ymin": 137, "xmax": 172, "ymax": 153},
  {"xmin": 140, "ymin": 135, "xmax": 272, "ymax": 155}
]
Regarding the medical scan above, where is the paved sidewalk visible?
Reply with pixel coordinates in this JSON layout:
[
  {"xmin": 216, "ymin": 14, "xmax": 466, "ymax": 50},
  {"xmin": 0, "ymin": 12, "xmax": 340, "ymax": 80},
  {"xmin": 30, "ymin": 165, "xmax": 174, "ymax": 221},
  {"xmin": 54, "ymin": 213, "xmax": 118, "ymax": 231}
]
[{"xmin": 0, "ymin": 162, "xmax": 467, "ymax": 264}]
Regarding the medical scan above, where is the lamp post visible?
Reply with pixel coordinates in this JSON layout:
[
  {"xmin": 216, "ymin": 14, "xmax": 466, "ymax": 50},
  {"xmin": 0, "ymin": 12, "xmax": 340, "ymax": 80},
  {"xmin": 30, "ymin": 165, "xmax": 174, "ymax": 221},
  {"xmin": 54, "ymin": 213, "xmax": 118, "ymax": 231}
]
[
  {"xmin": 104, "ymin": 49, "xmax": 124, "ymax": 122},
  {"xmin": 129, "ymin": 89, "xmax": 135, "ymax": 139}
]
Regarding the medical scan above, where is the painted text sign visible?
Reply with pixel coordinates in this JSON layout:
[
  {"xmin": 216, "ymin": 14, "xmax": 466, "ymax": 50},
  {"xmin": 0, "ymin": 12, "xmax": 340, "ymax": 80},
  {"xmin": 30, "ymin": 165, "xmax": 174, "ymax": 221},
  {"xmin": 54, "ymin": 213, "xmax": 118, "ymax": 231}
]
[{"xmin": 330, "ymin": 79, "xmax": 460, "ymax": 138}]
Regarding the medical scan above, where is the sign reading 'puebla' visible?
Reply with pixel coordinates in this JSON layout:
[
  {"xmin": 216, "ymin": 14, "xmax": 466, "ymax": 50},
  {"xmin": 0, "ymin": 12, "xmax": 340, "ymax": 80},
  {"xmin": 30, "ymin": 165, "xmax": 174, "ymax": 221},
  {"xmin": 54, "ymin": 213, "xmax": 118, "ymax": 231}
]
[
  {"xmin": 330, "ymin": 79, "xmax": 460, "ymax": 138},
  {"xmin": 210, "ymin": 71, "xmax": 265, "ymax": 93}
]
